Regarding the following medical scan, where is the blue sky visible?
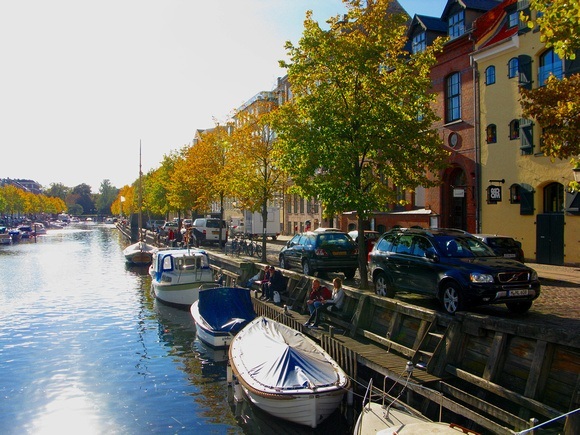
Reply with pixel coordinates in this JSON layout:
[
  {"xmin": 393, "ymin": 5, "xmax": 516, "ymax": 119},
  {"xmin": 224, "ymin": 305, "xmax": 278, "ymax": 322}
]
[{"xmin": 0, "ymin": 0, "xmax": 448, "ymax": 192}]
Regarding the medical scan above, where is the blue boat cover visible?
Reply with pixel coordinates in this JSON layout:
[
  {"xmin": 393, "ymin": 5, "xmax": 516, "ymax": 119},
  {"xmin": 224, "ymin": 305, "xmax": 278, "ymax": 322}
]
[
  {"xmin": 198, "ymin": 287, "xmax": 256, "ymax": 333},
  {"xmin": 234, "ymin": 317, "xmax": 341, "ymax": 390}
]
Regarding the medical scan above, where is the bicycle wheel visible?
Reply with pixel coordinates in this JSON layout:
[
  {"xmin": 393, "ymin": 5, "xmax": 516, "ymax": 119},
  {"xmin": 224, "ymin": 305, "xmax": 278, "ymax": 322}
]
[
  {"xmin": 255, "ymin": 242, "xmax": 263, "ymax": 258},
  {"xmin": 248, "ymin": 241, "xmax": 255, "ymax": 257}
]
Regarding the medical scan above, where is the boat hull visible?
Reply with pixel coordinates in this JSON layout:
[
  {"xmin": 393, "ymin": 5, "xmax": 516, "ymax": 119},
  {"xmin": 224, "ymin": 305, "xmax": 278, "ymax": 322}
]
[
  {"xmin": 152, "ymin": 281, "xmax": 216, "ymax": 307},
  {"xmin": 123, "ymin": 241, "xmax": 155, "ymax": 266},
  {"xmin": 229, "ymin": 316, "xmax": 349, "ymax": 428}
]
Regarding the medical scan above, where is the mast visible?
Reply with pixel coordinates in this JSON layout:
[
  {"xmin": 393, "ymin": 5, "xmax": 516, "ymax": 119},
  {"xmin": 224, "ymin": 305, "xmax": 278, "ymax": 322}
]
[{"xmin": 138, "ymin": 140, "xmax": 143, "ymax": 242}]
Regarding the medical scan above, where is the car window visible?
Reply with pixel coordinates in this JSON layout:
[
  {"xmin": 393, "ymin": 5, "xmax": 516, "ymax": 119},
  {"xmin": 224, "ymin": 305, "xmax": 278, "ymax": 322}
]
[
  {"xmin": 376, "ymin": 234, "xmax": 395, "ymax": 252},
  {"xmin": 436, "ymin": 236, "xmax": 495, "ymax": 258},
  {"xmin": 487, "ymin": 237, "xmax": 517, "ymax": 248},
  {"xmin": 412, "ymin": 236, "xmax": 435, "ymax": 257},
  {"xmin": 394, "ymin": 235, "xmax": 413, "ymax": 254},
  {"xmin": 206, "ymin": 220, "xmax": 219, "ymax": 228}
]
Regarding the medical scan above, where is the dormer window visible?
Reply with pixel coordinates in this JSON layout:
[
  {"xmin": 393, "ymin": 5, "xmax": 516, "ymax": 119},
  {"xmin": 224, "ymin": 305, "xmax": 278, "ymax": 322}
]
[
  {"xmin": 412, "ymin": 32, "xmax": 426, "ymax": 54},
  {"xmin": 508, "ymin": 11, "xmax": 519, "ymax": 28},
  {"xmin": 448, "ymin": 10, "xmax": 465, "ymax": 39}
]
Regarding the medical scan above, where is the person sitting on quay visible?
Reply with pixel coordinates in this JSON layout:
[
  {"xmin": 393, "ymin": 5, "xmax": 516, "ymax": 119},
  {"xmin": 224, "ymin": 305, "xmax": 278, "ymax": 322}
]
[
  {"xmin": 305, "ymin": 279, "xmax": 332, "ymax": 321},
  {"xmin": 264, "ymin": 266, "xmax": 285, "ymax": 303},
  {"xmin": 305, "ymin": 277, "xmax": 344, "ymax": 328}
]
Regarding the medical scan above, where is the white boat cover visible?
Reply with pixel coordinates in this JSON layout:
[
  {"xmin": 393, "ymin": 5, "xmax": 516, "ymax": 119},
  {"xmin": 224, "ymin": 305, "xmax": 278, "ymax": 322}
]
[
  {"xmin": 234, "ymin": 317, "xmax": 342, "ymax": 390},
  {"xmin": 198, "ymin": 287, "xmax": 255, "ymax": 333}
]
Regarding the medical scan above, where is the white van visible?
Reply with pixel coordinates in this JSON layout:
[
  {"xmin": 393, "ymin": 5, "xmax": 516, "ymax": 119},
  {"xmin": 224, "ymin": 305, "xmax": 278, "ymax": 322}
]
[{"xmin": 192, "ymin": 218, "xmax": 228, "ymax": 246}]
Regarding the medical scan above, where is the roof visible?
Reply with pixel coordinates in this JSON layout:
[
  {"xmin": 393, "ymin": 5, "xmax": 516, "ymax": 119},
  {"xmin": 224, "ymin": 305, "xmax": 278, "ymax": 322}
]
[{"xmin": 442, "ymin": 0, "xmax": 503, "ymax": 20}]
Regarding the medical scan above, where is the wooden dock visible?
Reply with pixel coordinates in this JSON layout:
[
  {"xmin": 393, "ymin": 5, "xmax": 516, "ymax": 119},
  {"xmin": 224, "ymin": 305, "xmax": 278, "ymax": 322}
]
[{"xmin": 208, "ymin": 253, "xmax": 580, "ymax": 435}]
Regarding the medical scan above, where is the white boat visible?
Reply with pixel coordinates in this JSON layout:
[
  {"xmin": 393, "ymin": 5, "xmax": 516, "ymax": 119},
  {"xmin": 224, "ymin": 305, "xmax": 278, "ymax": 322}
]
[
  {"xmin": 190, "ymin": 286, "xmax": 255, "ymax": 348},
  {"xmin": 0, "ymin": 227, "xmax": 12, "ymax": 245},
  {"xmin": 123, "ymin": 240, "xmax": 156, "ymax": 266},
  {"xmin": 150, "ymin": 248, "xmax": 217, "ymax": 307},
  {"xmin": 123, "ymin": 142, "xmax": 155, "ymax": 266},
  {"xmin": 228, "ymin": 316, "xmax": 350, "ymax": 428},
  {"xmin": 353, "ymin": 374, "xmax": 478, "ymax": 435},
  {"xmin": 32, "ymin": 223, "xmax": 47, "ymax": 235}
]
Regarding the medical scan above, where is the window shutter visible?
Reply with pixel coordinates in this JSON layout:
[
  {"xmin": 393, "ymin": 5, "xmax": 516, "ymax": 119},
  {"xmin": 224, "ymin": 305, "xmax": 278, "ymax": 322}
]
[
  {"xmin": 518, "ymin": 55, "xmax": 532, "ymax": 89},
  {"xmin": 565, "ymin": 191, "xmax": 580, "ymax": 214},
  {"xmin": 520, "ymin": 186, "xmax": 534, "ymax": 215},
  {"xmin": 520, "ymin": 118, "xmax": 533, "ymax": 154},
  {"xmin": 565, "ymin": 50, "xmax": 580, "ymax": 77},
  {"xmin": 517, "ymin": 1, "xmax": 531, "ymax": 33}
]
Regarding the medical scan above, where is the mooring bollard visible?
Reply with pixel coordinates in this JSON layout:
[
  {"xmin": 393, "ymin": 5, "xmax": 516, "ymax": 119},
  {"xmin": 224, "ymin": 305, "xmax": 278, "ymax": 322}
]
[{"xmin": 329, "ymin": 325, "xmax": 334, "ymax": 338}]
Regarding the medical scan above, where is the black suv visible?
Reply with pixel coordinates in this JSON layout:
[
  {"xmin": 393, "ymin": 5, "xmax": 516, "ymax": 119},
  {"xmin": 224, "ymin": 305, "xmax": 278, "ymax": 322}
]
[
  {"xmin": 279, "ymin": 231, "xmax": 358, "ymax": 279},
  {"xmin": 368, "ymin": 228, "xmax": 540, "ymax": 315}
]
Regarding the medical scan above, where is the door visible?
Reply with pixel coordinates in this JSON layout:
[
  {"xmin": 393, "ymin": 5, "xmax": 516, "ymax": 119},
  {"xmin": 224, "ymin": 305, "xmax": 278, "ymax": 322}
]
[{"xmin": 536, "ymin": 214, "xmax": 564, "ymax": 265}]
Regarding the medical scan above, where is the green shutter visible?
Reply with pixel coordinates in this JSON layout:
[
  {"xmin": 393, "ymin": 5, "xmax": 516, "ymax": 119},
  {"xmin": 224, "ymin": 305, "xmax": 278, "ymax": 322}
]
[
  {"xmin": 520, "ymin": 118, "xmax": 533, "ymax": 154},
  {"xmin": 518, "ymin": 55, "xmax": 533, "ymax": 89},
  {"xmin": 520, "ymin": 186, "xmax": 534, "ymax": 215}
]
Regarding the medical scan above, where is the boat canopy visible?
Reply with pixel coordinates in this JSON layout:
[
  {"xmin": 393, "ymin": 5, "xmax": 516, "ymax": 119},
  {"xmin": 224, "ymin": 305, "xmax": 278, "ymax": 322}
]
[
  {"xmin": 236, "ymin": 317, "xmax": 341, "ymax": 390},
  {"xmin": 198, "ymin": 287, "xmax": 255, "ymax": 333}
]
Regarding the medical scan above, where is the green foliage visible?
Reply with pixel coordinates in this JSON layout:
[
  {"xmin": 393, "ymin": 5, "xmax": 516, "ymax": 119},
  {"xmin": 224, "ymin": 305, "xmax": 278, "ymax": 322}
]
[
  {"xmin": 524, "ymin": 0, "xmax": 580, "ymax": 60},
  {"xmin": 271, "ymin": 0, "xmax": 449, "ymax": 287},
  {"xmin": 272, "ymin": 0, "xmax": 448, "ymax": 218},
  {"xmin": 520, "ymin": 74, "xmax": 580, "ymax": 160}
]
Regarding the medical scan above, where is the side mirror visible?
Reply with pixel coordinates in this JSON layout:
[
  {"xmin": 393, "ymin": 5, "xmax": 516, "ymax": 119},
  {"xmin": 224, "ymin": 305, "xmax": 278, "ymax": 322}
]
[{"xmin": 426, "ymin": 252, "xmax": 439, "ymax": 262}]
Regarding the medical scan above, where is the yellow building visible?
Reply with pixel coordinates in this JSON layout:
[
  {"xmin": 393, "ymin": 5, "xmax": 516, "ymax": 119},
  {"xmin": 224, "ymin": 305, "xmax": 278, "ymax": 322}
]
[{"xmin": 472, "ymin": 0, "xmax": 579, "ymax": 265}]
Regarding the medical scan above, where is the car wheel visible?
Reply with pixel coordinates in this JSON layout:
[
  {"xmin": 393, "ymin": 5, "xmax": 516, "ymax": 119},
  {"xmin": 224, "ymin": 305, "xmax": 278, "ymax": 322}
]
[
  {"xmin": 279, "ymin": 256, "xmax": 288, "ymax": 270},
  {"xmin": 374, "ymin": 272, "xmax": 395, "ymax": 298},
  {"xmin": 441, "ymin": 282, "xmax": 464, "ymax": 315},
  {"xmin": 302, "ymin": 260, "xmax": 313, "ymax": 276},
  {"xmin": 344, "ymin": 269, "xmax": 356, "ymax": 280},
  {"xmin": 506, "ymin": 300, "xmax": 532, "ymax": 314}
]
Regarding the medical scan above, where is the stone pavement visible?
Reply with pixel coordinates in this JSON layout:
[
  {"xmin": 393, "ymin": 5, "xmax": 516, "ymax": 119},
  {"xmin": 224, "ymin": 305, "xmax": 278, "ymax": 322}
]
[{"xmin": 268, "ymin": 235, "xmax": 580, "ymax": 331}]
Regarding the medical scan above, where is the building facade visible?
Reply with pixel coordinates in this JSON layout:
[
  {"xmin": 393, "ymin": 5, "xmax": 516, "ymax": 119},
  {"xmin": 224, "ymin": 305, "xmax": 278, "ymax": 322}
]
[{"xmin": 472, "ymin": 0, "xmax": 580, "ymax": 264}]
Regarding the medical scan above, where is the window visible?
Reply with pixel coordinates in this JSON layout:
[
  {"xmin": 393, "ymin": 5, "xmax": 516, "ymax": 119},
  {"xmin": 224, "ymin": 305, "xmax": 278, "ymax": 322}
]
[
  {"xmin": 539, "ymin": 49, "xmax": 563, "ymax": 85},
  {"xmin": 448, "ymin": 10, "xmax": 465, "ymax": 39},
  {"xmin": 446, "ymin": 73, "xmax": 461, "ymax": 122},
  {"xmin": 544, "ymin": 183, "xmax": 564, "ymax": 213},
  {"xmin": 508, "ymin": 11, "xmax": 519, "ymax": 28},
  {"xmin": 508, "ymin": 58, "xmax": 519, "ymax": 78},
  {"xmin": 485, "ymin": 66, "xmax": 496, "ymax": 85},
  {"xmin": 509, "ymin": 119, "xmax": 520, "ymax": 140},
  {"xmin": 509, "ymin": 184, "xmax": 521, "ymax": 204},
  {"xmin": 486, "ymin": 124, "xmax": 497, "ymax": 143},
  {"xmin": 412, "ymin": 31, "xmax": 426, "ymax": 54}
]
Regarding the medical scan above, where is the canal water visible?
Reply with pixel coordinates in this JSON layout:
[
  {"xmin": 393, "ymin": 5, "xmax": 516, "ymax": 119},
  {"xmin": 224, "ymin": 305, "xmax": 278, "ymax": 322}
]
[{"xmin": 0, "ymin": 223, "xmax": 351, "ymax": 434}]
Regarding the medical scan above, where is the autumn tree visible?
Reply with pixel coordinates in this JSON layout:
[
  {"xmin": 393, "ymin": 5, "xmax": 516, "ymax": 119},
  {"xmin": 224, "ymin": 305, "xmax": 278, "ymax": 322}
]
[
  {"xmin": 183, "ymin": 124, "xmax": 235, "ymax": 247},
  {"xmin": 520, "ymin": 0, "xmax": 580, "ymax": 191},
  {"xmin": 270, "ymin": 0, "xmax": 448, "ymax": 287},
  {"xmin": 230, "ymin": 98, "xmax": 286, "ymax": 262}
]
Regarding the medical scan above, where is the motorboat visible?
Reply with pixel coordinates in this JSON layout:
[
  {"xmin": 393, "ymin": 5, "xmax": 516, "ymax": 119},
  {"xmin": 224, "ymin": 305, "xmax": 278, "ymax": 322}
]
[
  {"xmin": 228, "ymin": 316, "xmax": 350, "ymax": 428},
  {"xmin": 8, "ymin": 228, "xmax": 21, "ymax": 242},
  {"xmin": 150, "ymin": 248, "xmax": 217, "ymax": 307},
  {"xmin": 190, "ymin": 286, "xmax": 255, "ymax": 348},
  {"xmin": 32, "ymin": 223, "xmax": 47, "ymax": 235},
  {"xmin": 17, "ymin": 225, "xmax": 33, "ymax": 238},
  {"xmin": 0, "ymin": 227, "xmax": 12, "ymax": 245},
  {"xmin": 123, "ymin": 240, "xmax": 155, "ymax": 266},
  {"xmin": 353, "ymin": 372, "xmax": 478, "ymax": 435}
]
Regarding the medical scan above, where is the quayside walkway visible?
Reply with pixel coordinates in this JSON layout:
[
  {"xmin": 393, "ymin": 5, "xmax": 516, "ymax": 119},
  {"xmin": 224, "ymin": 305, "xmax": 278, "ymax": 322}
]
[{"xmin": 207, "ymin": 252, "xmax": 579, "ymax": 435}]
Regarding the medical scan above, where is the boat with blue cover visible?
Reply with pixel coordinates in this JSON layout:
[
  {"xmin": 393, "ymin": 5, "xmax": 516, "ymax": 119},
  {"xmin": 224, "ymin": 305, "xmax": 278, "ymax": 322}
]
[{"xmin": 190, "ymin": 286, "xmax": 255, "ymax": 348}]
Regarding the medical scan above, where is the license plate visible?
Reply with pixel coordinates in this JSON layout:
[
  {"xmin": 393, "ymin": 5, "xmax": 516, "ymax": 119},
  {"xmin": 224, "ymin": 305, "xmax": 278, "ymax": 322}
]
[
  {"xmin": 504, "ymin": 253, "xmax": 516, "ymax": 258},
  {"xmin": 509, "ymin": 289, "xmax": 529, "ymax": 297},
  {"xmin": 211, "ymin": 231, "xmax": 219, "ymax": 235},
  {"xmin": 333, "ymin": 251, "xmax": 346, "ymax": 256}
]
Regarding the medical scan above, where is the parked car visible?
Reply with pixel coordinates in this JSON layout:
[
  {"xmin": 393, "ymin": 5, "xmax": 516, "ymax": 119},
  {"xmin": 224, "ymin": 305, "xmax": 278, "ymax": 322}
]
[
  {"xmin": 368, "ymin": 228, "xmax": 540, "ymax": 315},
  {"xmin": 473, "ymin": 234, "xmax": 525, "ymax": 263},
  {"xmin": 348, "ymin": 230, "xmax": 381, "ymax": 258},
  {"xmin": 278, "ymin": 230, "xmax": 359, "ymax": 279},
  {"xmin": 192, "ymin": 217, "xmax": 228, "ymax": 247}
]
